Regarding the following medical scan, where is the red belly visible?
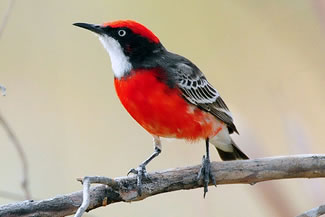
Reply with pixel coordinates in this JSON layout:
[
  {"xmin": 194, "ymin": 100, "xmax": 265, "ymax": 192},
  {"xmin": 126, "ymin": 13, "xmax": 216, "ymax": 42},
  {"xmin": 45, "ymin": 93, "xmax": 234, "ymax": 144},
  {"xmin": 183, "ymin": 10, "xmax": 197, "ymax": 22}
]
[{"xmin": 114, "ymin": 69, "xmax": 223, "ymax": 141}]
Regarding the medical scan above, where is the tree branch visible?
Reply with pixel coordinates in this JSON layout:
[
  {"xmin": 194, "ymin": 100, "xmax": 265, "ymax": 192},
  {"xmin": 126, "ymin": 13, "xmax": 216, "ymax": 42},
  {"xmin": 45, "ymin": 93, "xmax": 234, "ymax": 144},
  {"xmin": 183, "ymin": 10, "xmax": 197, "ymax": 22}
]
[
  {"xmin": 0, "ymin": 84, "xmax": 6, "ymax": 96},
  {"xmin": 74, "ymin": 176, "xmax": 117, "ymax": 217},
  {"xmin": 297, "ymin": 204, "xmax": 325, "ymax": 217},
  {"xmin": 0, "ymin": 0, "xmax": 15, "ymax": 40},
  {"xmin": 0, "ymin": 154, "xmax": 325, "ymax": 217},
  {"xmin": 0, "ymin": 112, "xmax": 31, "ymax": 200}
]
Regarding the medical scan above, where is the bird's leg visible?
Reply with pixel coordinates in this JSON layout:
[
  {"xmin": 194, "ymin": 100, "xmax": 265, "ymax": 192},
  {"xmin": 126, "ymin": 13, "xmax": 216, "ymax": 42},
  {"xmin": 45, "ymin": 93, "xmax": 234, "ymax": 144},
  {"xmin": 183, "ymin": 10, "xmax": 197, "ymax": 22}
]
[
  {"xmin": 128, "ymin": 136, "xmax": 162, "ymax": 195},
  {"xmin": 197, "ymin": 138, "xmax": 217, "ymax": 197}
]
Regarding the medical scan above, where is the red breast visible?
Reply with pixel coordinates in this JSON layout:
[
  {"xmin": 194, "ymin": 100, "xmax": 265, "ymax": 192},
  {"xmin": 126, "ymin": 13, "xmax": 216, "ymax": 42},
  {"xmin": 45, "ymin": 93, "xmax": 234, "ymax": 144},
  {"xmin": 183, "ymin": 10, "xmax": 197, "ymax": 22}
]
[{"xmin": 114, "ymin": 69, "xmax": 224, "ymax": 141}]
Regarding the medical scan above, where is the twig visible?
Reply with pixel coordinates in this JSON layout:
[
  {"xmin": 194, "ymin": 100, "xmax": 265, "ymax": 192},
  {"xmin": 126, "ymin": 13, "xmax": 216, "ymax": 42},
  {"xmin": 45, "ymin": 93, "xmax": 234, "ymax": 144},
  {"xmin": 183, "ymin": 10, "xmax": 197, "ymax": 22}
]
[
  {"xmin": 0, "ymin": 0, "xmax": 30, "ymax": 202},
  {"xmin": 0, "ymin": 0, "xmax": 15, "ymax": 40},
  {"xmin": 0, "ymin": 0, "xmax": 12, "ymax": 97},
  {"xmin": 0, "ymin": 0, "xmax": 15, "ymax": 38},
  {"xmin": 0, "ymin": 84, "xmax": 6, "ymax": 96},
  {"xmin": 74, "ymin": 176, "xmax": 117, "ymax": 217},
  {"xmin": 0, "ymin": 112, "xmax": 31, "ymax": 200},
  {"xmin": 297, "ymin": 204, "xmax": 325, "ymax": 217},
  {"xmin": 0, "ymin": 154, "xmax": 325, "ymax": 217}
]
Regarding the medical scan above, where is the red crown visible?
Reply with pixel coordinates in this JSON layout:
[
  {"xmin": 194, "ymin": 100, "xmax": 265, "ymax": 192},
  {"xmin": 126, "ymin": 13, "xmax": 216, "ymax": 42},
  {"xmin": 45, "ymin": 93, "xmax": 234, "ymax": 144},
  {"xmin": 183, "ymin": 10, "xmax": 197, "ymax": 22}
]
[{"xmin": 102, "ymin": 20, "xmax": 160, "ymax": 44}]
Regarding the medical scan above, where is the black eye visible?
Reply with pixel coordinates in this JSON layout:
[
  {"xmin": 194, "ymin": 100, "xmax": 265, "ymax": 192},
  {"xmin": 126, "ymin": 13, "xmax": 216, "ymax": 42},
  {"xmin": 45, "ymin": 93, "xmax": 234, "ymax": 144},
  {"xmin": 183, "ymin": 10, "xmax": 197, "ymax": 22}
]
[{"xmin": 118, "ymin": 29, "xmax": 126, "ymax": 37}]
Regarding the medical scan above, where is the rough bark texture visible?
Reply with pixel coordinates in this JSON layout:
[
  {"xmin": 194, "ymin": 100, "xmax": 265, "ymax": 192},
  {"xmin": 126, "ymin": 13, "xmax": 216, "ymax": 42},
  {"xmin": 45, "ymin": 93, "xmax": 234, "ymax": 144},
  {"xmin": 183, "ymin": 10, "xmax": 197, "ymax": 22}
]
[
  {"xmin": 297, "ymin": 205, "xmax": 325, "ymax": 217},
  {"xmin": 1, "ymin": 155, "xmax": 325, "ymax": 217}
]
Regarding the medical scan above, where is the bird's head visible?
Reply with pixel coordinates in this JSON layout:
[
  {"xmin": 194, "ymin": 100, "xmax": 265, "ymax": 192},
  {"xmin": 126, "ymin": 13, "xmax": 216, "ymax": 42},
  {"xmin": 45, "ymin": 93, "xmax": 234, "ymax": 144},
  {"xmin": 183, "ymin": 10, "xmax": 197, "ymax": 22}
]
[{"xmin": 73, "ymin": 20, "xmax": 164, "ymax": 78}]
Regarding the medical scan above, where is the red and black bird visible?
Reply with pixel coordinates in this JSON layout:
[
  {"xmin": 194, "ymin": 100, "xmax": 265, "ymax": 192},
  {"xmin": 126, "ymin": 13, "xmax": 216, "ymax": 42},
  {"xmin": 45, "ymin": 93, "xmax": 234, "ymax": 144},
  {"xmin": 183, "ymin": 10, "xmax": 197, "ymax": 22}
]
[{"xmin": 74, "ymin": 20, "xmax": 249, "ymax": 196}]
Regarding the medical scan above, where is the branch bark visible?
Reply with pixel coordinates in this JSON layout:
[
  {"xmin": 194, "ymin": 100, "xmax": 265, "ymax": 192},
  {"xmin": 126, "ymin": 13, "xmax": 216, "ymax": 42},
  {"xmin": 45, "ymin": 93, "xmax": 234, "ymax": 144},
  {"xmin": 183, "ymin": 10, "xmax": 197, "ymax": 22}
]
[
  {"xmin": 297, "ymin": 205, "xmax": 325, "ymax": 217},
  {"xmin": 0, "ymin": 154, "xmax": 325, "ymax": 217}
]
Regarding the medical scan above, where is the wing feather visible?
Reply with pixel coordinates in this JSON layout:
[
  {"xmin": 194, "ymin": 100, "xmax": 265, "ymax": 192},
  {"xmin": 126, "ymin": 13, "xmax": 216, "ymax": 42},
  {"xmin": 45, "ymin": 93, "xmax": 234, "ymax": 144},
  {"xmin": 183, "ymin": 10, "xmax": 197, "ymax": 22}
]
[{"xmin": 172, "ymin": 62, "xmax": 238, "ymax": 134}]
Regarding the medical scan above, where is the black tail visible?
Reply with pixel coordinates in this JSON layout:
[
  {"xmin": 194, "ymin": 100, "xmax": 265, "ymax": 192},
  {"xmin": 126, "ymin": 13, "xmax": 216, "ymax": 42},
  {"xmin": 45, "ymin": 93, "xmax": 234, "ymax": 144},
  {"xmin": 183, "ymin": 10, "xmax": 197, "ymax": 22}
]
[{"xmin": 215, "ymin": 140, "xmax": 249, "ymax": 161}]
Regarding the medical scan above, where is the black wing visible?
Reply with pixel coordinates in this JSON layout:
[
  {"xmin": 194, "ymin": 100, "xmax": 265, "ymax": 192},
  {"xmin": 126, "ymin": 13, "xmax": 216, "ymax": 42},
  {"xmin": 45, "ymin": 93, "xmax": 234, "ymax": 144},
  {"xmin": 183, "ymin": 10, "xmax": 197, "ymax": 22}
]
[{"xmin": 170, "ymin": 61, "xmax": 238, "ymax": 134}]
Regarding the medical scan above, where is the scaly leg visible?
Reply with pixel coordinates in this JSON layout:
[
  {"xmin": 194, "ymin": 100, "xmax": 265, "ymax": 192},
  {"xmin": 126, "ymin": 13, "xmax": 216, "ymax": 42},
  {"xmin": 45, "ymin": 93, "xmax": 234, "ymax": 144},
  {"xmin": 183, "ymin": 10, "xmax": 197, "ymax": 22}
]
[
  {"xmin": 128, "ymin": 136, "xmax": 162, "ymax": 195},
  {"xmin": 197, "ymin": 138, "xmax": 217, "ymax": 197}
]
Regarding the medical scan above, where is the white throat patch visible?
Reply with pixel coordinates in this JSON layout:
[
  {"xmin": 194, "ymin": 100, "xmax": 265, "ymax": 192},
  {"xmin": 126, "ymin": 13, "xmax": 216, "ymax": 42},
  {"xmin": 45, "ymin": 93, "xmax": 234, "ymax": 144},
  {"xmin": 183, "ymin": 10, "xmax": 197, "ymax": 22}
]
[{"xmin": 98, "ymin": 35, "xmax": 132, "ymax": 78}]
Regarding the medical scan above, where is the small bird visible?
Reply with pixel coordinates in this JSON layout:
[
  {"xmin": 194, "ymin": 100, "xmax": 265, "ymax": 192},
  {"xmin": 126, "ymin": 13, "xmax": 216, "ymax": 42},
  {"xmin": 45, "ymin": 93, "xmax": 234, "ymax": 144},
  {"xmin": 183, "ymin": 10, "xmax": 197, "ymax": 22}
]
[{"xmin": 74, "ymin": 20, "xmax": 249, "ymax": 196}]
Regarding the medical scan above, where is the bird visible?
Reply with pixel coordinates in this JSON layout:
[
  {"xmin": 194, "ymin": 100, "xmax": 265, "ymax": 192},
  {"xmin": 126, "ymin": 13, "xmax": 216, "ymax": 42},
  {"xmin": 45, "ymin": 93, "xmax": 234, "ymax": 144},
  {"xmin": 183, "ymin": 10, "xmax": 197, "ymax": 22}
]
[{"xmin": 73, "ymin": 20, "xmax": 249, "ymax": 197}]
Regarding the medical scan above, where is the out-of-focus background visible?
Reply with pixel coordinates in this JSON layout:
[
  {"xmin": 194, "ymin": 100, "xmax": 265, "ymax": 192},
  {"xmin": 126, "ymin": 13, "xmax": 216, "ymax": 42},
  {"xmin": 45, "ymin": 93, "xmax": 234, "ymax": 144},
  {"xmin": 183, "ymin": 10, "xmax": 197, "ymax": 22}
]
[{"xmin": 0, "ymin": 1, "xmax": 324, "ymax": 216}]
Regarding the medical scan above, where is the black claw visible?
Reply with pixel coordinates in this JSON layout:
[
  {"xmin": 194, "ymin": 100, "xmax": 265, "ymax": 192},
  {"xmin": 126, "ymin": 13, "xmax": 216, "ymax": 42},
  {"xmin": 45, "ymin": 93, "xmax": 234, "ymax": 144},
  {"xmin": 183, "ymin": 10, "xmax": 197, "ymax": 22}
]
[
  {"xmin": 210, "ymin": 171, "xmax": 217, "ymax": 187},
  {"xmin": 127, "ymin": 165, "xmax": 147, "ymax": 196},
  {"xmin": 136, "ymin": 172, "xmax": 143, "ymax": 195},
  {"xmin": 127, "ymin": 168, "xmax": 137, "ymax": 176},
  {"xmin": 197, "ymin": 155, "xmax": 215, "ymax": 198},
  {"xmin": 197, "ymin": 155, "xmax": 206, "ymax": 180}
]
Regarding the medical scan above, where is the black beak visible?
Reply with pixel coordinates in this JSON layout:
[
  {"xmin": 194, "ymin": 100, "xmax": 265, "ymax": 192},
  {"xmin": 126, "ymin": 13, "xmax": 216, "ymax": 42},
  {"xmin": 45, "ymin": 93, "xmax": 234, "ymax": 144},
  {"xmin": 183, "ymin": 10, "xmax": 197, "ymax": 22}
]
[{"xmin": 73, "ymin": 22, "xmax": 105, "ymax": 35}]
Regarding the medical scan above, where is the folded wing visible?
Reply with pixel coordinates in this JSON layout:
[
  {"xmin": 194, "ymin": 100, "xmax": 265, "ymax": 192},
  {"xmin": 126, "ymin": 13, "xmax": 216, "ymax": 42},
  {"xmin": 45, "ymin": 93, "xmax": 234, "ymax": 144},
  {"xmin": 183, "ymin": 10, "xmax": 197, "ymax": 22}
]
[{"xmin": 173, "ymin": 62, "xmax": 238, "ymax": 134}]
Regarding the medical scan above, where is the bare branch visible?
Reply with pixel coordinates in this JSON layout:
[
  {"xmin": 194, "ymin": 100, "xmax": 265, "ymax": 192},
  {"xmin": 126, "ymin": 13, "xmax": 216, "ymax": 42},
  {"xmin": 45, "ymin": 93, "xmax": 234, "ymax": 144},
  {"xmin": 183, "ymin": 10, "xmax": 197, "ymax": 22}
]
[
  {"xmin": 297, "ymin": 205, "xmax": 325, "ymax": 217},
  {"xmin": 0, "ymin": 84, "xmax": 6, "ymax": 96},
  {"xmin": 74, "ymin": 176, "xmax": 117, "ymax": 217},
  {"xmin": 0, "ymin": 0, "xmax": 15, "ymax": 40},
  {"xmin": 0, "ymin": 154, "xmax": 324, "ymax": 217},
  {"xmin": 0, "ymin": 112, "xmax": 31, "ymax": 199}
]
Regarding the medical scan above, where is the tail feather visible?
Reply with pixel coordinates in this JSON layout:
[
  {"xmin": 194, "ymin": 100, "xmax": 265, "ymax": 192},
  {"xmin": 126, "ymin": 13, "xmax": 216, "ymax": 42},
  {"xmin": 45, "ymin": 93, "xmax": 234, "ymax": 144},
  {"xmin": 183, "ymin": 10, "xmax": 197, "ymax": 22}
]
[
  {"xmin": 210, "ymin": 126, "xmax": 249, "ymax": 161},
  {"xmin": 214, "ymin": 139, "xmax": 249, "ymax": 161}
]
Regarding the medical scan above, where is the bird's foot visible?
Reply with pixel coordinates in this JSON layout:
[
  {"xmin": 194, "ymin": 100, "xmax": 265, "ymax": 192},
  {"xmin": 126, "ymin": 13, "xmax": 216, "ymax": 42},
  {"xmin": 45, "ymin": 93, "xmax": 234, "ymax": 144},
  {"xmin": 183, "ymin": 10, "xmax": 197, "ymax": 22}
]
[
  {"xmin": 127, "ymin": 164, "xmax": 148, "ymax": 195},
  {"xmin": 197, "ymin": 155, "xmax": 216, "ymax": 198}
]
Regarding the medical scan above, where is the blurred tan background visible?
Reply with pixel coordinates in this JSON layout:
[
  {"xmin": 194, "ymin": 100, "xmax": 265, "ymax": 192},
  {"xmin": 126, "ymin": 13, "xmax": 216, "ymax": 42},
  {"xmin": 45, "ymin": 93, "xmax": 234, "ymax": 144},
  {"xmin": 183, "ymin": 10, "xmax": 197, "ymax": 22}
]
[{"xmin": 0, "ymin": 0, "xmax": 325, "ymax": 216}]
